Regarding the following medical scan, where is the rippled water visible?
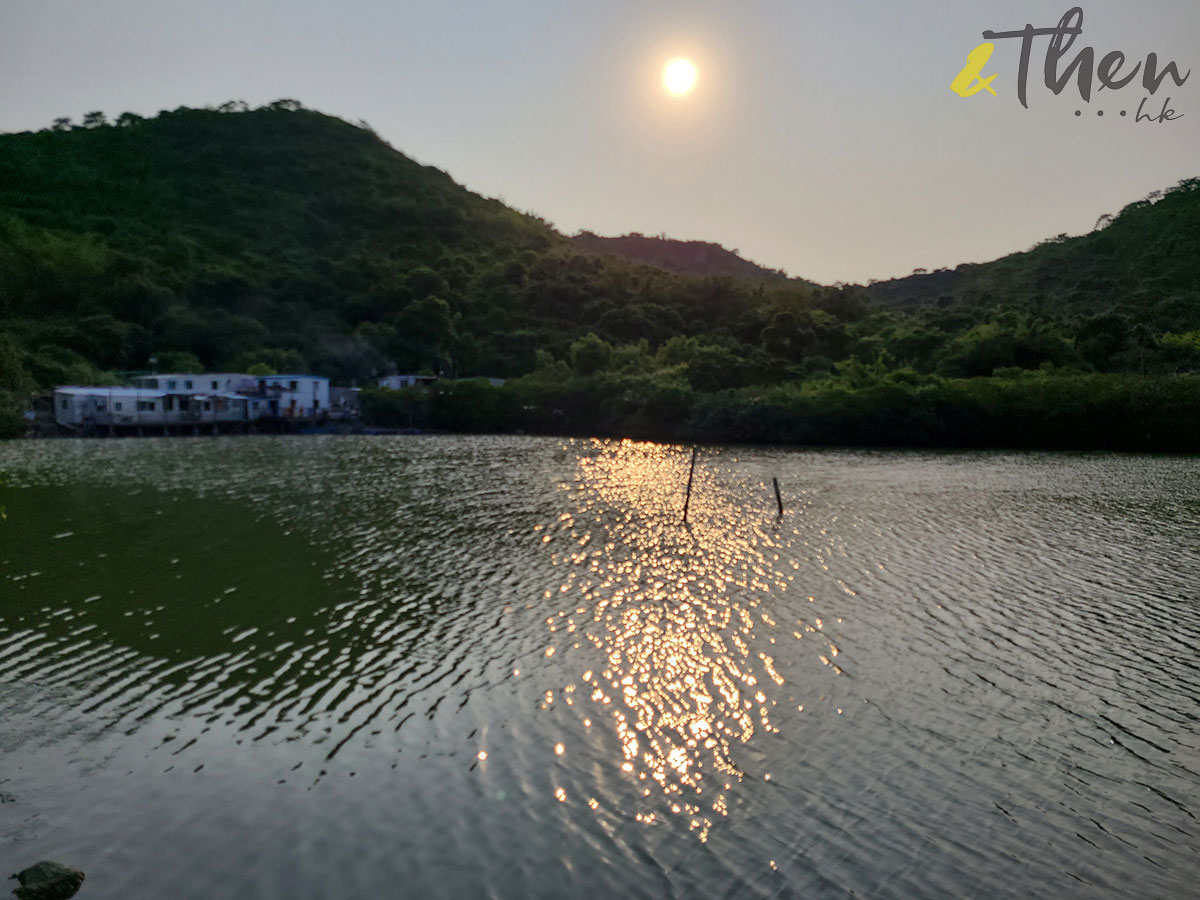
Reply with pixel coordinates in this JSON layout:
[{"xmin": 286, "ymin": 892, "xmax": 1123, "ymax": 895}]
[{"xmin": 1, "ymin": 436, "xmax": 1197, "ymax": 898}]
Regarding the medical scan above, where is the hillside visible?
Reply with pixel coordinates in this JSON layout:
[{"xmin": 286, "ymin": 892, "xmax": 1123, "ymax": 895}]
[
  {"xmin": 0, "ymin": 102, "xmax": 845, "ymax": 389},
  {"xmin": 0, "ymin": 101, "xmax": 563, "ymax": 380},
  {"xmin": 571, "ymin": 231, "xmax": 790, "ymax": 281},
  {"xmin": 1, "ymin": 100, "xmax": 1199, "ymax": 446},
  {"xmin": 864, "ymin": 181, "xmax": 1200, "ymax": 328}
]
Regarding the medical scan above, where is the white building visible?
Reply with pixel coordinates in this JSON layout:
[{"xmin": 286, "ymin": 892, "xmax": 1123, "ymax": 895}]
[
  {"xmin": 378, "ymin": 374, "xmax": 437, "ymax": 390},
  {"xmin": 132, "ymin": 372, "xmax": 329, "ymax": 419},
  {"xmin": 255, "ymin": 375, "xmax": 330, "ymax": 419},
  {"xmin": 53, "ymin": 386, "xmax": 266, "ymax": 428},
  {"xmin": 53, "ymin": 370, "xmax": 331, "ymax": 430},
  {"xmin": 55, "ymin": 387, "xmax": 162, "ymax": 426}
]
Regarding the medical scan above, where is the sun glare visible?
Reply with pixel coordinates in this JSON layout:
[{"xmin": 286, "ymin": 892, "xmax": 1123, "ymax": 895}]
[{"xmin": 662, "ymin": 58, "xmax": 698, "ymax": 97}]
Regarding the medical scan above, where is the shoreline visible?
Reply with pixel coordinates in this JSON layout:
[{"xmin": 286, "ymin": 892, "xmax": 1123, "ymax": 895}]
[{"xmin": 10, "ymin": 424, "xmax": 1199, "ymax": 457}]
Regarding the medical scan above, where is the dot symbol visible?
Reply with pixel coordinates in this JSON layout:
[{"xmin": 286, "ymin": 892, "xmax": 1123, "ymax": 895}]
[
  {"xmin": 1075, "ymin": 110, "xmax": 1082, "ymax": 116},
  {"xmin": 1097, "ymin": 109, "xmax": 1104, "ymax": 116},
  {"xmin": 1120, "ymin": 110, "xmax": 1127, "ymax": 116}
]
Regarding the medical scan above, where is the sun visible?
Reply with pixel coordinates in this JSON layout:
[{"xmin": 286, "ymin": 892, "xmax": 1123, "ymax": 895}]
[{"xmin": 662, "ymin": 58, "xmax": 699, "ymax": 97}]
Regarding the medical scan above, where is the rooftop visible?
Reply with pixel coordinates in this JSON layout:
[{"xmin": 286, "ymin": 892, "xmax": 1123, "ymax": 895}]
[{"xmin": 56, "ymin": 386, "xmax": 168, "ymax": 398}]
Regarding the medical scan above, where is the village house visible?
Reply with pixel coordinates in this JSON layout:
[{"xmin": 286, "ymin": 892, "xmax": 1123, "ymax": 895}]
[
  {"xmin": 53, "ymin": 386, "xmax": 264, "ymax": 428},
  {"xmin": 53, "ymin": 372, "xmax": 331, "ymax": 432},
  {"xmin": 256, "ymin": 375, "xmax": 330, "ymax": 418},
  {"xmin": 133, "ymin": 372, "xmax": 328, "ymax": 418}
]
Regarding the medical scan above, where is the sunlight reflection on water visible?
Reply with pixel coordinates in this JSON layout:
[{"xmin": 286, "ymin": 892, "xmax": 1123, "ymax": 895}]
[{"xmin": 547, "ymin": 440, "xmax": 842, "ymax": 841}]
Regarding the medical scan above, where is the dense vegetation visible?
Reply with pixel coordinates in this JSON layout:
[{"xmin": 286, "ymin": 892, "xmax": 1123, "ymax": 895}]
[
  {"xmin": 1, "ymin": 102, "xmax": 1198, "ymax": 447},
  {"xmin": 361, "ymin": 371, "xmax": 1200, "ymax": 453},
  {"xmin": 570, "ymin": 232, "xmax": 791, "ymax": 281}
]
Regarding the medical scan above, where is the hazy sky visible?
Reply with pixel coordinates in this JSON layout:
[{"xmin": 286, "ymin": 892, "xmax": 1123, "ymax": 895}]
[{"xmin": 2, "ymin": 0, "xmax": 1197, "ymax": 283}]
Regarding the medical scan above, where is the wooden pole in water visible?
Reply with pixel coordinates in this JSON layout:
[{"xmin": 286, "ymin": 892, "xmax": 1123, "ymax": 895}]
[
  {"xmin": 682, "ymin": 446, "xmax": 698, "ymax": 524},
  {"xmin": 773, "ymin": 477, "xmax": 784, "ymax": 517}
]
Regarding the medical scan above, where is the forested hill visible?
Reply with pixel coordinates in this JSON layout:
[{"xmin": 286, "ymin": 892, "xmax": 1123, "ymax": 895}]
[
  {"xmin": 864, "ymin": 178, "xmax": 1200, "ymax": 319},
  {"xmin": 571, "ymin": 231, "xmax": 790, "ymax": 281},
  {"xmin": 1, "ymin": 101, "xmax": 1199, "ymax": 446},
  {"xmin": 1, "ymin": 101, "xmax": 830, "ymax": 390},
  {"xmin": 0, "ymin": 101, "xmax": 567, "ymax": 381}
]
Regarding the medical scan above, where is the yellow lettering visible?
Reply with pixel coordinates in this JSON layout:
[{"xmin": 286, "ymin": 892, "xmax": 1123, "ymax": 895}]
[{"xmin": 952, "ymin": 42, "xmax": 999, "ymax": 97}]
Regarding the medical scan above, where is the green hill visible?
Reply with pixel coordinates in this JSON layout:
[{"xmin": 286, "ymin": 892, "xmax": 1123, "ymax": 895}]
[
  {"xmin": 1, "ymin": 101, "xmax": 1198, "ymax": 448},
  {"xmin": 864, "ymin": 181, "xmax": 1200, "ymax": 327},
  {"xmin": 0, "ymin": 101, "xmax": 561, "ymax": 380},
  {"xmin": 0, "ymin": 102, "xmax": 837, "ymax": 387},
  {"xmin": 571, "ymin": 231, "xmax": 791, "ymax": 281}
]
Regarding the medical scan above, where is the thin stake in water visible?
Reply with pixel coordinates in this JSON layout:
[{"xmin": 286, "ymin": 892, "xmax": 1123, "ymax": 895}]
[
  {"xmin": 773, "ymin": 477, "xmax": 784, "ymax": 517},
  {"xmin": 682, "ymin": 446, "xmax": 697, "ymax": 523}
]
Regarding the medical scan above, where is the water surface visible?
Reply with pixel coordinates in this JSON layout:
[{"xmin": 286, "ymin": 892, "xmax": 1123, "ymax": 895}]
[{"xmin": 1, "ymin": 436, "xmax": 1197, "ymax": 898}]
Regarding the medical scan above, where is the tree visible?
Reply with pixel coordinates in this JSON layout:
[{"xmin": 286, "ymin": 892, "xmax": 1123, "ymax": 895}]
[
  {"xmin": 151, "ymin": 350, "xmax": 204, "ymax": 373},
  {"xmin": 685, "ymin": 343, "xmax": 745, "ymax": 391},
  {"xmin": 51, "ymin": 117, "xmax": 72, "ymax": 132},
  {"xmin": 1075, "ymin": 313, "xmax": 1130, "ymax": 371},
  {"xmin": 1122, "ymin": 324, "xmax": 1157, "ymax": 375},
  {"xmin": 82, "ymin": 111, "xmax": 107, "ymax": 129},
  {"xmin": 0, "ymin": 332, "xmax": 31, "ymax": 393},
  {"xmin": 569, "ymin": 333, "xmax": 613, "ymax": 375},
  {"xmin": 404, "ymin": 266, "xmax": 445, "ymax": 300},
  {"xmin": 0, "ymin": 333, "xmax": 35, "ymax": 435},
  {"xmin": 394, "ymin": 296, "xmax": 454, "ymax": 367},
  {"xmin": 115, "ymin": 112, "xmax": 144, "ymax": 127},
  {"xmin": 230, "ymin": 348, "xmax": 307, "ymax": 374}
]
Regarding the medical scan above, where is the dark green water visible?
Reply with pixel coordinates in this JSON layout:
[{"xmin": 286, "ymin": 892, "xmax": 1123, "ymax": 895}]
[{"xmin": 1, "ymin": 436, "xmax": 1197, "ymax": 898}]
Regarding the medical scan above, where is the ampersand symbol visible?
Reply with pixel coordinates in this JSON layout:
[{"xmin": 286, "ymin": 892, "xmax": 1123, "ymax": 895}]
[{"xmin": 951, "ymin": 42, "xmax": 998, "ymax": 97}]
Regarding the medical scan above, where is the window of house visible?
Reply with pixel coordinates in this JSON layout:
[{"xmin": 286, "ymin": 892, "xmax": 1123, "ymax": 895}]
[
  {"xmin": 60, "ymin": 398, "xmax": 69, "ymax": 409},
  {"xmin": 203, "ymin": 402, "xmax": 211, "ymax": 411},
  {"xmin": 137, "ymin": 401, "xmax": 156, "ymax": 411},
  {"xmin": 211, "ymin": 380, "xmax": 218, "ymax": 390},
  {"xmin": 114, "ymin": 402, "xmax": 123, "ymax": 411},
  {"xmin": 185, "ymin": 380, "xmax": 193, "ymax": 389},
  {"xmin": 289, "ymin": 380, "xmax": 298, "ymax": 391},
  {"xmin": 166, "ymin": 380, "xmax": 177, "ymax": 390}
]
